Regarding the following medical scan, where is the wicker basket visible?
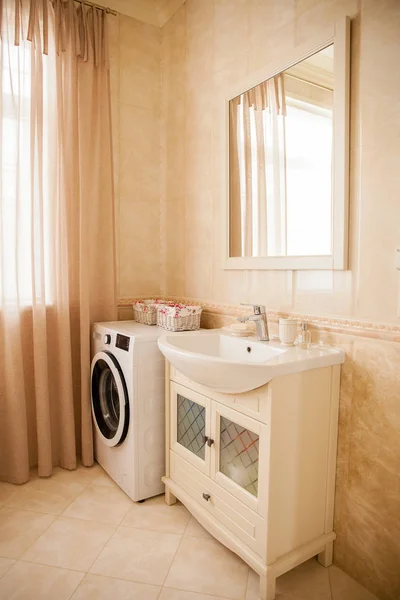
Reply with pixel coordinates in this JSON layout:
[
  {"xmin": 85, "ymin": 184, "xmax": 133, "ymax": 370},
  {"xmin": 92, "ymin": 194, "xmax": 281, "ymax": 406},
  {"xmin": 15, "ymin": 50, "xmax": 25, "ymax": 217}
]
[
  {"xmin": 157, "ymin": 304, "xmax": 202, "ymax": 331},
  {"xmin": 132, "ymin": 299, "xmax": 166, "ymax": 325}
]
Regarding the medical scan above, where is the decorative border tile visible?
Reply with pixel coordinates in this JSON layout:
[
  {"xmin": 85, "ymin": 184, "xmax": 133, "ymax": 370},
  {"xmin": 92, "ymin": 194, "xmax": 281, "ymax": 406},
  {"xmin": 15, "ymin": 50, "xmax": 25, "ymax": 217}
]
[{"xmin": 117, "ymin": 296, "xmax": 400, "ymax": 343}]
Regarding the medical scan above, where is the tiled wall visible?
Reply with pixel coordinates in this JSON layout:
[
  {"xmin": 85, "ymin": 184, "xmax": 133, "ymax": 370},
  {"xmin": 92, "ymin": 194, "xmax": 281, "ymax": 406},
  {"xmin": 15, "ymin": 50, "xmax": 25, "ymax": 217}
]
[
  {"xmin": 113, "ymin": 1, "xmax": 400, "ymax": 598},
  {"xmin": 160, "ymin": 0, "xmax": 400, "ymax": 326},
  {"xmin": 158, "ymin": 1, "xmax": 400, "ymax": 599},
  {"xmin": 109, "ymin": 14, "xmax": 161, "ymax": 299}
]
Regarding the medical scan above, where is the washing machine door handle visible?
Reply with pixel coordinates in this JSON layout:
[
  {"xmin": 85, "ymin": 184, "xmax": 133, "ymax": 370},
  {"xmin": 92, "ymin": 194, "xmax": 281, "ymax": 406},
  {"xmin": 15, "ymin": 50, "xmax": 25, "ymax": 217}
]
[{"xmin": 91, "ymin": 351, "xmax": 129, "ymax": 448}]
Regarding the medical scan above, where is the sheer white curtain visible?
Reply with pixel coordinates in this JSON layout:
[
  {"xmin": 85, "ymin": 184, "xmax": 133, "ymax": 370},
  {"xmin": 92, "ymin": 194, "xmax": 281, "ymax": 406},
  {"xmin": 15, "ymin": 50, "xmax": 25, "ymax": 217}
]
[
  {"xmin": 0, "ymin": 0, "xmax": 116, "ymax": 483},
  {"xmin": 230, "ymin": 74, "xmax": 287, "ymax": 257}
]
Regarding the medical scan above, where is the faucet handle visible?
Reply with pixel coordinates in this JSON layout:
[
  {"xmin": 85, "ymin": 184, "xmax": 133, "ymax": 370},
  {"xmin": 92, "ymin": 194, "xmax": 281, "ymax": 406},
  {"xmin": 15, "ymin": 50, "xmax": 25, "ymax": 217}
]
[{"xmin": 240, "ymin": 303, "xmax": 266, "ymax": 315}]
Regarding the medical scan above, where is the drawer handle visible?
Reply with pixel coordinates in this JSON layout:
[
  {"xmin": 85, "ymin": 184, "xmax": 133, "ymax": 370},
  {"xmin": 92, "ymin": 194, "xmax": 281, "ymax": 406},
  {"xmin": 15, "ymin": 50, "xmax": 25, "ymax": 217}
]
[{"xmin": 202, "ymin": 493, "xmax": 211, "ymax": 502}]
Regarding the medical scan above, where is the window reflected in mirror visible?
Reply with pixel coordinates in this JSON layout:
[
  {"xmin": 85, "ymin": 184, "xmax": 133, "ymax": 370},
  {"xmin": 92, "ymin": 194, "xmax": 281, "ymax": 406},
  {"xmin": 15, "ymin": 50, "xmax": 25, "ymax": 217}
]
[{"xmin": 229, "ymin": 45, "xmax": 334, "ymax": 258}]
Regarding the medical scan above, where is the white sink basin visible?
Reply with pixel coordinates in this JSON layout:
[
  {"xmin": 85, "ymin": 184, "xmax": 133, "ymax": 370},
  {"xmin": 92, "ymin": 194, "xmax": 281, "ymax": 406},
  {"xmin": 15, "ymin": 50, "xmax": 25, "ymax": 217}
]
[{"xmin": 158, "ymin": 330, "xmax": 345, "ymax": 393}]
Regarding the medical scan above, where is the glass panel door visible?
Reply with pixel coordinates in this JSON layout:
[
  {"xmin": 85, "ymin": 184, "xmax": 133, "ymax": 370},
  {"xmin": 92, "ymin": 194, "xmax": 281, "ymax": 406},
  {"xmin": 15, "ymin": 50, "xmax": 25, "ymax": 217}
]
[
  {"xmin": 220, "ymin": 416, "xmax": 259, "ymax": 497},
  {"xmin": 211, "ymin": 401, "xmax": 267, "ymax": 513},
  {"xmin": 177, "ymin": 394, "xmax": 206, "ymax": 460},
  {"xmin": 170, "ymin": 382, "xmax": 210, "ymax": 474}
]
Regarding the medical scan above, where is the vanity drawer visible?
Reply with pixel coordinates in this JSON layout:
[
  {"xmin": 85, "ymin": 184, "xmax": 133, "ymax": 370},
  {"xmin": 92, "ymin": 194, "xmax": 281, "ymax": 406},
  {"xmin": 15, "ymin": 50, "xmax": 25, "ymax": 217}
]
[
  {"xmin": 170, "ymin": 451, "xmax": 266, "ymax": 559},
  {"xmin": 170, "ymin": 365, "xmax": 269, "ymax": 424}
]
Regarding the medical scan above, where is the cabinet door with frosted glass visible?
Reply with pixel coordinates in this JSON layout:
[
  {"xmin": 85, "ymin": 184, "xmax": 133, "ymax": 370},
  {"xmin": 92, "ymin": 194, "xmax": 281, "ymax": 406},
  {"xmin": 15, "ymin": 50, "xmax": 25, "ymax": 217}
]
[
  {"xmin": 170, "ymin": 382, "xmax": 211, "ymax": 475},
  {"xmin": 210, "ymin": 402, "xmax": 268, "ymax": 515}
]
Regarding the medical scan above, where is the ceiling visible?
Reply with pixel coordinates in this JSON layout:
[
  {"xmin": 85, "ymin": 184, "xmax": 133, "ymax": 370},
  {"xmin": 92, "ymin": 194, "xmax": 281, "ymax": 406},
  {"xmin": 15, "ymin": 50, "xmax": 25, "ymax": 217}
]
[{"xmin": 106, "ymin": 0, "xmax": 187, "ymax": 27}]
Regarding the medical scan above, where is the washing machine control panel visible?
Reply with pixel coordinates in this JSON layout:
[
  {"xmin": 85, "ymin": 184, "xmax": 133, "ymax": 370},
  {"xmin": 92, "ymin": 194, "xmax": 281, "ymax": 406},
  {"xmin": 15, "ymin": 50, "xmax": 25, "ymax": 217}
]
[
  {"xmin": 116, "ymin": 333, "xmax": 130, "ymax": 352},
  {"xmin": 104, "ymin": 334, "xmax": 112, "ymax": 345}
]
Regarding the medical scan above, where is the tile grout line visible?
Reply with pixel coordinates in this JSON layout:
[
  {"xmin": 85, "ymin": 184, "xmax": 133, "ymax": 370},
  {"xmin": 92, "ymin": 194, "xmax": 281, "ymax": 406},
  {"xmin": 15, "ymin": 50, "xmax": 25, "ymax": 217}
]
[
  {"xmin": 159, "ymin": 504, "xmax": 190, "ymax": 590},
  {"xmin": 327, "ymin": 565, "xmax": 334, "ymax": 600},
  {"xmin": 159, "ymin": 512, "xmax": 244, "ymax": 600},
  {"xmin": 244, "ymin": 566, "xmax": 251, "ymax": 600},
  {"xmin": 84, "ymin": 522, "xmax": 119, "ymax": 575},
  {"xmin": 0, "ymin": 474, "xmax": 96, "ymax": 568},
  {"xmin": 0, "ymin": 557, "xmax": 15, "ymax": 582}
]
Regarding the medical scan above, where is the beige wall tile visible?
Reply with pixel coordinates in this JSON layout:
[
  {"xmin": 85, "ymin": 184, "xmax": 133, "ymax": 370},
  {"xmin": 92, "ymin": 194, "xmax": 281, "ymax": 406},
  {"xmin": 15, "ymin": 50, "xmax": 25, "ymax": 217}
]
[
  {"xmin": 110, "ymin": 14, "xmax": 161, "ymax": 301},
  {"xmin": 160, "ymin": 0, "xmax": 400, "ymax": 325}
]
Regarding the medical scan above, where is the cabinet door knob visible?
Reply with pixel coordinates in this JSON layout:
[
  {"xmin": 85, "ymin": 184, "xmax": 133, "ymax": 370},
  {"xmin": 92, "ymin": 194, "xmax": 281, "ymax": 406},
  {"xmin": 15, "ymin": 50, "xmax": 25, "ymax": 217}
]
[
  {"xmin": 203, "ymin": 436, "xmax": 209, "ymax": 445},
  {"xmin": 202, "ymin": 493, "xmax": 211, "ymax": 502},
  {"xmin": 206, "ymin": 438, "xmax": 214, "ymax": 447}
]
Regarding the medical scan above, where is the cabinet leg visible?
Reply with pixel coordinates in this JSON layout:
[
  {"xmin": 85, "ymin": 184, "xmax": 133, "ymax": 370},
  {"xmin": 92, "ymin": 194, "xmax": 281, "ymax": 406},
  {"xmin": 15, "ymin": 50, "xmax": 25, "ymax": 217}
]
[
  {"xmin": 259, "ymin": 572, "xmax": 276, "ymax": 600},
  {"xmin": 317, "ymin": 541, "xmax": 333, "ymax": 567},
  {"xmin": 165, "ymin": 488, "xmax": 177, "ymax": 506}
]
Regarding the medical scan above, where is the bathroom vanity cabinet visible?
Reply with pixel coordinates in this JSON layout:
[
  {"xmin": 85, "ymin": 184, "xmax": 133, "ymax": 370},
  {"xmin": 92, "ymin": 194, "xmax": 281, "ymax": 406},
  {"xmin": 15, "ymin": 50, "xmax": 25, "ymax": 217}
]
[{"xmin": 162, "ymin": 362, "xmax": 341, "ymax": 600}]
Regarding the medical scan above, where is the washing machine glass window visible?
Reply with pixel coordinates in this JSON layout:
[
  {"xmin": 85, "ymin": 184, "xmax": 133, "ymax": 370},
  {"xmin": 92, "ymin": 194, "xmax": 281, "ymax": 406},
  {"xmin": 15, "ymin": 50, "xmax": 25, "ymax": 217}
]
[
  {"xmin": 98, "ymin": 365, "xmax": 120, "ymax": 433},
  {"xmin": 91, "ymin": 351, "xmax": 129, "ymax": 447}
]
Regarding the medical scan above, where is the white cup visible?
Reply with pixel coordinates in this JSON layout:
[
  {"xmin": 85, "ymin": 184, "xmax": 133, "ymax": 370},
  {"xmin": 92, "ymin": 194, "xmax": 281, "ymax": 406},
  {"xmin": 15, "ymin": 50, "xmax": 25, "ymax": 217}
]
[{"xmin": 279, "ymin": 318, "xmax": 298, "ymax": 345}]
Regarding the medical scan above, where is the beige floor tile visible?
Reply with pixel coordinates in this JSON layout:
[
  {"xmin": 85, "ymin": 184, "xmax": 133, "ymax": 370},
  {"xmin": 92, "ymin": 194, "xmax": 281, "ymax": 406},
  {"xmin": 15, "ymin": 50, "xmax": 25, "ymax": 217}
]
[
  {"xmin": 22, "ymin": 516, "xmax": 115, "ymax": 572},
  {"xmin": 71, "ymin": 573, "xmax": 161, "ymax": 600},
  {"xmin": 183, "ymin": 516, "xmax": 213, "ymax": 539},
  {"xmin": 121, "ymin": 495, "xmax": 190, "ymax": 534},
  {"xmin": 50, "ymin": 463, "xmax": 105, "ymax": 486},
  {"xmin": 62, "ymin": 484, "xmax": 133, "ymax": 525},
  {"xmin": 245, "ymin": 569, "xmax": 261, "ymax": 600},
  {"xmin": 0, "ymin": 561, "xmax": 83, "ymax": 600},
  {"xmin": 164, "ymin": 536, "xmax": 249, "ymax": 599},
  {"xmin": 159, "ymin": 589, "xmax": 228, "ymax": 600},
  {"xmin": 0, "ymin": 483, "xmax": 20, "ymax": 507},
  {"xmin": 329, "ymin": 565, "xmax": 378, "ymax": 600},
  {"xmin": 275, "ymin": 559, "xmax": 332, "ymax": 599},
  {"xmin": 91, "ymin": 471, "xmax": 118, "ymax": 488},
  {"xmin": 90, "ymin": 526, "xmax": 181, "ymax": 586},
  {"xmin": 7, "ymin": 477, "xmax": 86, "ymax": 515},
  {"xmin": 0, "ymin": 509, "xmax": 55, "ymax": 559},
  {"xmin": 0, "ymin": 558, "xmax": 15, "ymax": 579},
  {"xmin": 248, "ymin": 559, "xmax": 333, "ymax": 600}
]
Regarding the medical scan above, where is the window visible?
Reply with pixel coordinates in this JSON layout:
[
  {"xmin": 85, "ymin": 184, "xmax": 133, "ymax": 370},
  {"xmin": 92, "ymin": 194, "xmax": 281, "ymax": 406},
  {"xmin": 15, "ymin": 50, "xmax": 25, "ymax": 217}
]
[{"xmin": 1, "ymin": 35, "xmax": 53, "ymax": 304}]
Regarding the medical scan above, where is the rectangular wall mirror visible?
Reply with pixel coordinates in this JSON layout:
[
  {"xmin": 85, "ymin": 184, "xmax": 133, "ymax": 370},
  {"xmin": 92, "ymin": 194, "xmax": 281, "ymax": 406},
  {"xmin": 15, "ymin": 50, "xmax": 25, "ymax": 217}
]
[{"xmin": 224, "ymin": 18, "xmax": 350, "ymax": 270}]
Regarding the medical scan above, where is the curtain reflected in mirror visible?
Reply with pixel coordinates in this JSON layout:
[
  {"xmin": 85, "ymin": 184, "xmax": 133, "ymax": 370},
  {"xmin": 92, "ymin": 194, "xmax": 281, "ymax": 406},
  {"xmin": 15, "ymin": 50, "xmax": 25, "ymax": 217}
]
[{"xmin": 229, "ymin": 45, "xmax": 334, "ymax": 258}]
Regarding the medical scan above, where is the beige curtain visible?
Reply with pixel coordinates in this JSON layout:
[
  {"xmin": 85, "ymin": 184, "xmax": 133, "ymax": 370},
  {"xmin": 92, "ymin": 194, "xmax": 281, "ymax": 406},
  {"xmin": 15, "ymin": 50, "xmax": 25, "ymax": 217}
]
[
  {"xmin": 0, "ymin": 0, "xmax": 116, "ymax": 484},
  {"xmin": 229, "ymin": 74, "xmax": 287, "ymax": 257}
]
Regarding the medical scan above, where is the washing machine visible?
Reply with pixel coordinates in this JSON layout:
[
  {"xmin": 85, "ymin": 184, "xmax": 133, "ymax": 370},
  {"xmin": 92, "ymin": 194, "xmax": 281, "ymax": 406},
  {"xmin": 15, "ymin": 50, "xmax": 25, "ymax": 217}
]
[{"xmin": 91, "ymin": 321, "xmax": 167, "ymax": 501}]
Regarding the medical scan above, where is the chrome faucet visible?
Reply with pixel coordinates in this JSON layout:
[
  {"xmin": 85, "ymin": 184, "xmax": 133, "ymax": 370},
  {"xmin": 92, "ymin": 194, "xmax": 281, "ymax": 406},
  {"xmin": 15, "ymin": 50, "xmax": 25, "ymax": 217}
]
[{"xmin": 238, "ymin": 304, "xmax": 269, "ymax": 341}]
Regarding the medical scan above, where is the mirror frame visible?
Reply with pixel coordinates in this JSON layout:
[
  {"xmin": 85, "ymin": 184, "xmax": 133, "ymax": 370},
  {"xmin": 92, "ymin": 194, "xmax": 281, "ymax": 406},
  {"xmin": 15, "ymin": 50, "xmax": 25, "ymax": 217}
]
[{"xmin": 223, "ymin": 17, "xmax": 350, "ymax": 271}]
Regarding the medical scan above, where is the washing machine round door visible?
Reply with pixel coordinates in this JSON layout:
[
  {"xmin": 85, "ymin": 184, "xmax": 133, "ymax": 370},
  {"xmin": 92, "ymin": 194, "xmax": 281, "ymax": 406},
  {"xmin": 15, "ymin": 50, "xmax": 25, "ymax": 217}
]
[{"xmin": 91, "ymin": 351, "xmax": 129, "ymax": 447}]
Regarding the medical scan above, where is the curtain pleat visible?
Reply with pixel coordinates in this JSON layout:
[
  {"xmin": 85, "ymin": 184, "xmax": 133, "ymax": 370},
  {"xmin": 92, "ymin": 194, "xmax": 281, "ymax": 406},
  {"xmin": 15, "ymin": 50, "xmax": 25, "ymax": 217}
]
[
  {"xmin": 241, "ymin": 74, "xmax": 286, "ymax": 115},
  {"xmin": 230, "ymin": 74, "xmax": 287, "ymax": 257},
  {"xmin": 5, "ymin": 0, "xmax": 110, "ymax": 66},
  {"xmin": 229, "ymin": 97, "xmax": 242, "ymax": 257},
  {"xmin": 0, "ymin": 0, "xmax": 116, "ymax": 483}
]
